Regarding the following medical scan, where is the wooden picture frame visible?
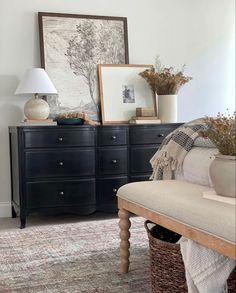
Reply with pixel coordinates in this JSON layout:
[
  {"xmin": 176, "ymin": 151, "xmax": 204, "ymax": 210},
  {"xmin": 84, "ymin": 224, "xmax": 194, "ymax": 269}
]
[
  {"xmin": 98, "ymin": 64, "xmax": 157, "ymax": 124},
  {"xmin": 38, "ymin": 12, "xmax": 129, "ymax": 120}
]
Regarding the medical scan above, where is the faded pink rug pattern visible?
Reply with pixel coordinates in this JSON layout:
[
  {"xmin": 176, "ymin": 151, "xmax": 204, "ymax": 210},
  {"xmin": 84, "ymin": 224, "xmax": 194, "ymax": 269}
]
[{"xmin": 0, "ymin": 217, "xmax": 150, "ymax": 293}]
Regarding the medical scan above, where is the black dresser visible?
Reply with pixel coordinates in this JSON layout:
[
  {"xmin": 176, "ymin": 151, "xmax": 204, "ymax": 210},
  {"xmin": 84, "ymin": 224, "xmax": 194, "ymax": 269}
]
[
  {"xmin": 9, "ymin": 123, "xmax": 181, "ymax": 228},
  {"xmin": 96, "ymin": 125, "xmax": 129, "ymax": 213}
]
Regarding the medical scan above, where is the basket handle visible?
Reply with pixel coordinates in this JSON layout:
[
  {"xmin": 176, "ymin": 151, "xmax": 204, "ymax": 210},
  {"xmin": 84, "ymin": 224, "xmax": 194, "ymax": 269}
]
[{"xmin": 144, "ymin": 220, "xmax": 156, "ymax": 234}]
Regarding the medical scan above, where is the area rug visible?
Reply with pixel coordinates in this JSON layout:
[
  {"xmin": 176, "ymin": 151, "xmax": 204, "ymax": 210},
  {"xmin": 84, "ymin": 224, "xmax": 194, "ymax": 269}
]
[{"xmin": 0, "ymin": 217, "xmax": 151, "ymax": 293}]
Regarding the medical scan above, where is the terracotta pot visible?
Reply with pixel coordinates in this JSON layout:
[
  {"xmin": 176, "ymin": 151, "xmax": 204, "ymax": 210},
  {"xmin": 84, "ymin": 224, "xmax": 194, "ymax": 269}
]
[{"xmin": 209, "ymin": 154, "xmax": 236, "ymax": 197}]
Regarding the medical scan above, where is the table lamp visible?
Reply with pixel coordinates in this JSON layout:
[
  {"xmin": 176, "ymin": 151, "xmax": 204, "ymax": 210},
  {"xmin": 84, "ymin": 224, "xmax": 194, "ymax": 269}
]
[{"xmin": 15, "ymin": 68, "xmax": 57, "ymax": 120}]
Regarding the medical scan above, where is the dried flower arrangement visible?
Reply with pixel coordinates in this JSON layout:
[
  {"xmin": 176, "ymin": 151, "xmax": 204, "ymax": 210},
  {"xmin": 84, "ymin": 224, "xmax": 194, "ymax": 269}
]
[
  {"xmin": 139, "ymin": 56, "xmax": 192, "ymax": 95},
  {"xmin": 199, "ymin": 111, "xmax": 236, "ymax": 156}
]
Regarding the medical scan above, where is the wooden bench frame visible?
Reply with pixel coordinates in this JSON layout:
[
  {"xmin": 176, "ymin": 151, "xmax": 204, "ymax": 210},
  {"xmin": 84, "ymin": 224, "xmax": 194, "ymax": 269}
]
[{"xmin": 118, "ymin": 197, "xmax": 236, "ymax": 273}]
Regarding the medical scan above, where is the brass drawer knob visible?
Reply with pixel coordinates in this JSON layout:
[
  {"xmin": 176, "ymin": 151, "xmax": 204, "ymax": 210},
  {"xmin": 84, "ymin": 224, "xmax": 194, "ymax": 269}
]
[
  {"xmin": 111, "ymin": 135, "xmax": 117, "ymax": 140},
  {"xmin": 112, "ymin": 159, "xmax": 117, "ymax": 164},
  {"xmin": 58, "ymin": 137, "xmax": 63, "ymax": 141},
  {"xmin": 59, "ymin": 191, "xmax": 64, "ymax": 196},
  {"xmin": 112, "ymin": 188, "xmax": 117, "ymax": 193},
  {"xmin": 59, "ymin": 161, "xmax": 64, "ymax": 166}
]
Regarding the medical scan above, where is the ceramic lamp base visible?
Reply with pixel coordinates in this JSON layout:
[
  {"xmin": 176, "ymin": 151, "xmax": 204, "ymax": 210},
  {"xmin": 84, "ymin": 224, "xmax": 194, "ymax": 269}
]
[{"xmin": 24, "ymin": 97, "xmax": 50, "ymax": 120}]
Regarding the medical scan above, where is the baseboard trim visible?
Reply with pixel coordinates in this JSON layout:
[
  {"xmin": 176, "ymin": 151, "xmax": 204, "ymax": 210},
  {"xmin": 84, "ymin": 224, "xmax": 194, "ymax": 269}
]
[{"xmin": 0, "ymin": 202, "xmax": 11, "ymax": 218}]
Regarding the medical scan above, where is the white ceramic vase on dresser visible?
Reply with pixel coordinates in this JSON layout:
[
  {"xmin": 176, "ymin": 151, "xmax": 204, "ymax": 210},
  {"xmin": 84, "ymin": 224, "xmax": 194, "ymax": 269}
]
[{"xmin": 158, "ymin": 94, "xmax": 177, "ymax": 123}]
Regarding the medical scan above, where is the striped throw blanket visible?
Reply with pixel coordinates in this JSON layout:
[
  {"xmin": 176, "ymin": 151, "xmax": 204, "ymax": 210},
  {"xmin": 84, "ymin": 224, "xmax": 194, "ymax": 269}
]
[{"xmin": 150, "ymin": 118, "xmax": 207, "ymax": 180}]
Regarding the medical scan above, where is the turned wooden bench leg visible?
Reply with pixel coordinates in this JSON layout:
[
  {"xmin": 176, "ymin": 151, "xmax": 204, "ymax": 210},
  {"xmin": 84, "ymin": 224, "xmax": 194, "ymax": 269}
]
[{"xmin": 118, "ymin": 208, "xmax": 131, "ymax": 273}]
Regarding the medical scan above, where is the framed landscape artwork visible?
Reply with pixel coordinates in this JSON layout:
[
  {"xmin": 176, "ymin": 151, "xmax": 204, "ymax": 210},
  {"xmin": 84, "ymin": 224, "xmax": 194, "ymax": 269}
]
[
  {"xmin": 38, "ymin": 12, "xmax": 129, "ymax": 120},
  {"xmin": 98, "ymin": 64, "xmax": 156, "ymax": 124}
]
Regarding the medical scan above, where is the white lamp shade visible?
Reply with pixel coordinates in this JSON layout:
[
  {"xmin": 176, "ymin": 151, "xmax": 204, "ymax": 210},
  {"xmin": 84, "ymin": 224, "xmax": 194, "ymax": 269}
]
[{"xmin": 15, "ymin": 68, "xmax": 57, "ymax": 94}]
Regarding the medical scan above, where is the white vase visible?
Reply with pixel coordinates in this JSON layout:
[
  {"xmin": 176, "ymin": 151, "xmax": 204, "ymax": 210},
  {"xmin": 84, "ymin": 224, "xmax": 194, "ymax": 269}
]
[
  {"xmin": 209, "ymin": 154, "xmax": 236, "ymax": 198},
  {"xmin": 157, "ymin": 94, "xmax": 177, "ymax": 123}
]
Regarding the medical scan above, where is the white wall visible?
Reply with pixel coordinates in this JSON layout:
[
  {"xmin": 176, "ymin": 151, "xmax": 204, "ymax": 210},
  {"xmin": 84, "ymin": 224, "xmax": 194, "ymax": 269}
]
[{"xmin": 0, "ymin": 0, "xmax": 235, "ymax": 216}]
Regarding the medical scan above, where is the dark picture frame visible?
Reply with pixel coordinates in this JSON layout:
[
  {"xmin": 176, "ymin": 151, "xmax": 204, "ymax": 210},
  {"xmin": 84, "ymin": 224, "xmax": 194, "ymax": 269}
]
[{"xmin": 38, "ymin": 12, "xmax": 129, "ymax": 120}]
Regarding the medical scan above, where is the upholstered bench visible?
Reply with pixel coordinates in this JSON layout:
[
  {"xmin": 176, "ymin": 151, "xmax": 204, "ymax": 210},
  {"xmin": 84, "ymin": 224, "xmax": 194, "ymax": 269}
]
[{"xmin": 117, "ymin": 180, "xmax": 236, "ymax": 273}]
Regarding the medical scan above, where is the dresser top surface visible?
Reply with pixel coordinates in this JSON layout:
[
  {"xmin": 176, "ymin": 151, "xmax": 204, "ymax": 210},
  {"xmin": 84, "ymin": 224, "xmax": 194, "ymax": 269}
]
[{"xmin": 9, "ymin": 122, "xmax": 183, "ymax": 129}]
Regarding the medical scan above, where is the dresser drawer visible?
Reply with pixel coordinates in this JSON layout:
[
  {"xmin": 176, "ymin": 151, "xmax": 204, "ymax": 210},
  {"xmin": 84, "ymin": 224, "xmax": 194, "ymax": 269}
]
[
  {"xmin": 25, "ymin": 179, "xmax": 96, "ymax": 208},
  {"xmin": 97, "ymin": 176, "xmax": 128, "ymax": 210},
  {"xmin": 98, "ymin": 127, "xmax": 127, "ymax": 146},
  {"xmin": 98, "ymin": 147, "xmax": 128, "ymax": 175},
  {"xmin": 130, "ymin": 146, "xmax": 158, "ymax": 173},
  {"xmin": 25, "ymin": 149, "xmax": 95, "ymax": 178},
  {"xmin": 130, "ymin": 175, "xmax": 151, "ymax": 182},
  {"xmin": 130, "ymin": 124, "xmax": 180, "ymax": 145},
  {"xmin": 24, "ymin": 128, "xmax": 95, "ymax": 148}
]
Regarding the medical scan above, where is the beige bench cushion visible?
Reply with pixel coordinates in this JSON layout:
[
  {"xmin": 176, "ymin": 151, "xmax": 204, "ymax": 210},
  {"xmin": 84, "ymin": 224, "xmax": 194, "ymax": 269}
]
[{"xmin": 117, "ymin": 180, "xmax": 236, "ymax": 243}]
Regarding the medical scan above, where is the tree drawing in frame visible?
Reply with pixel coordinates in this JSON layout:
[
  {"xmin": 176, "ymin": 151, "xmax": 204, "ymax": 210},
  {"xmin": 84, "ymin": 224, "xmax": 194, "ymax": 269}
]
[{"xmin": 39, "ymin": 12, "xmax": 129, "ymax": 120}]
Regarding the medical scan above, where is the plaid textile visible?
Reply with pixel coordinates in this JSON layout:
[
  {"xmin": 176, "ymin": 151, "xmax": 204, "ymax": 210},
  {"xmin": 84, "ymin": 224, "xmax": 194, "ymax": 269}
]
[{"xmin": 150, "ymin": 118, "xmax": 206, "ymax": 180}]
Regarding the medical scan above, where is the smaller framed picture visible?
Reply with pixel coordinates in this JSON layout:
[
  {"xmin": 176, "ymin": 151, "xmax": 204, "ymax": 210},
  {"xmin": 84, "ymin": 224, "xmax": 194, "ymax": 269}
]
[{"xmin": 98, "ymin": 64, "xmax": 156, "ymax": 124}]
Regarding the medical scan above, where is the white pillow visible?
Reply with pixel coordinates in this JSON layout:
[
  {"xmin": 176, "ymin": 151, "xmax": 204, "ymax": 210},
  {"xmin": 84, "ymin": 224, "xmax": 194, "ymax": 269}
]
[{"xmin": 175, "ymin": 147, "xmax": 218, "ymax": 187}]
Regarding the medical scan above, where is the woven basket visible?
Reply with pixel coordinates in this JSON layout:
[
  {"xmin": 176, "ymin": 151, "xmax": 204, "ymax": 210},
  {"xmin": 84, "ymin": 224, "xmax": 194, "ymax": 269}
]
[
  {"xmin": 144, "ymin": 220, "xmax": 236, "ymax": 293},
  {"xmin": 145, "ymin": 220, "xmax": 187, "ymax": 293}
]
